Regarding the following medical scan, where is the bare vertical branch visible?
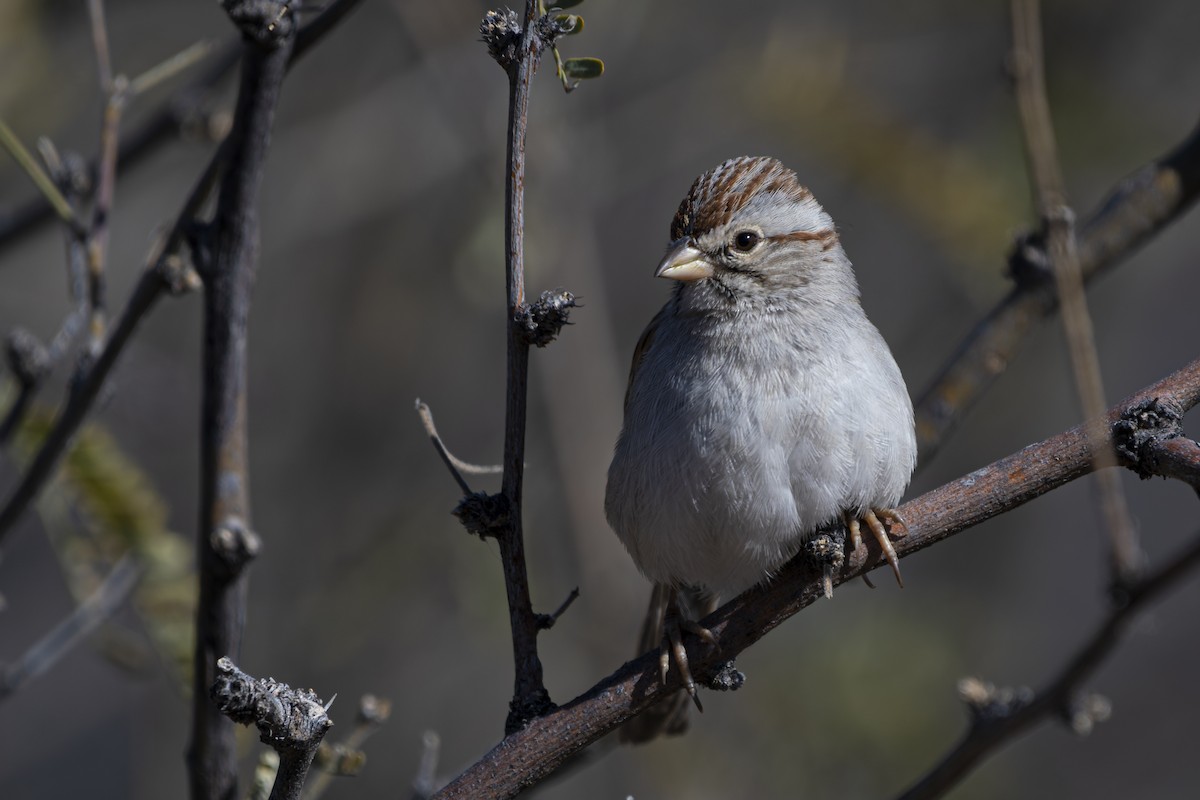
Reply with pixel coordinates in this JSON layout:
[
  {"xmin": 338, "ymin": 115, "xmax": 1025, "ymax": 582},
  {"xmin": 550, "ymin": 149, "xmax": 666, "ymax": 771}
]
[
  {"xmin": 1009, "ymin": 0, "xmax": 1141, "ymax": 584},
  {"xmin": 479, "ymin": 1, "xmax": 557, "ymax": 733},
  {"xmin": 186, "ymin": 3, "xmax": 297, "ymax": 797},
  {"xmin": 85, "ymin": 0, "xmax": 123, "ymax": 350}
]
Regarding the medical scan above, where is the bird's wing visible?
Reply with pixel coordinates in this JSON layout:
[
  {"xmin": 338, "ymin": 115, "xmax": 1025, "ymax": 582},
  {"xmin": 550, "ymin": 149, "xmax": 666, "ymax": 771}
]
[{"xmin": 624, "ymin": 304, "xmax": 669, "ymax": 413}]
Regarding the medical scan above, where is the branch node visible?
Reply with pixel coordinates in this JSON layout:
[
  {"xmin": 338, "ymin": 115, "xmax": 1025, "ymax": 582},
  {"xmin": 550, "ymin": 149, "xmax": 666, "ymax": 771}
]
[
  {"xmin": 210, "ymin": 516, "xmax": 262, "ymax": 575},
  {"xmin": 514, "ymin": 289, "xmax": 577, "ymax": 348},
  {"xmin": 506, "ymin": 688, "xmax": 555, "ymax": 735},
  {"xmin": 222, "ymin": 1, "xmax": 297, "ymax": 47},
  {"xmin": 210, "ymin": 656, "xmax": 333, "ymax": 754},
  {"xmin": 157, "ymin": 252, "xmax": 203, "ymax": 296},
  {"xmin": 412, "ymin": 730, "xmax": 442, "ymax": 800},
  {"xmin": 1113, "ymin": 397, "xmax": 1186, "ymax": 479},
  {"xmin": 1007, "ymin": 229, "xmax": 1054, "ymax": 288},
  {"xmin": 45, "ymin": 146, "xmax": 92, "ymax": 201},
  {"xmin": 356, "ymin": 693, "xmax": 392, "ymax": 726},
  {"xmin": 704, "ymin": 660, "xmax": 746, "ymax": 692},
  {"xmin": 480, "ymin": 9, "xmax": 523, "ymax": 69},
  {"xmin": 535, "ymin": 587, "xmax": 580, "ymax": 630},
  {"xmin": 5, "ymin": 328, "xmax": 51, "ymax": 387},
  {"xmin": 805, "ymin": 529, "xmax": 846, "ymax": 599},
  {"xmin": 452, "ymin": 491, "xmax": 511, "ymax": 539},
  {"xmin": 185, "ymin": 220, "xmax": 216, "ymax": 284},
  {"xmin": 957, "ymin": 677, "xmax": 1033, "ymax": 723},
  {"xmin": 1063, "ymin": 691, "xmax": 1112, "ymax": 736}
]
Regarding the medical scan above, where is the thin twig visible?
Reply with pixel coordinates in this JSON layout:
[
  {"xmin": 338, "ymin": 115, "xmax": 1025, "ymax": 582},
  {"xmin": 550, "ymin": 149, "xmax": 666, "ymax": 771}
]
[
  {"xmin": 414, "ymin": 400, "xmax": 501, "ymax": 495},
  {"xmin": 0, "ymin": 0, "xmax": 365, "ymax": 257},
  {"xmin": 894, "ymin": 530, "xmax": 1200, "ymax": 800},
  {"xmin": 0, "ymin": 330, "xmax": 49, "ymax": 446},
  {"xmin": 303, "ymin": 694, "xmax": 392, "ymax": 800},
  {"xmin": 86, "ymin": 0, "xmax": 125, "ymax": 350},
  {"xmin": 411, "ymin": 730, "xmax": 442, "ymax": 800},
  {"xmin": 86, "ymin": 0, "xmax": 115, "ymax": 92},
  {"xmin": 914, "ymin": 119, "xmax": 1200, "ymax": 464},
  {"xmin": 0, "ymin": 117, "xmax": 85, "ymax": 236},
  {"xmin": 39, "ymin": 140, "xmax": 92, "ymax": 365},
  {"xmin": 536, "ymin": 587, "xmax": 579, "ymax": 631},
  {"xmin": 1009, "ymin": 0, "xmax": 1141, "ymax": 585},
  {"xmin": 0, "ymin": 555, "xmax": 141, "ymax": 700},
  {"xmin": 128, "ymin": 39, "xmax": 221, "ymax": 98},
  {"xmin": 431, "ymin": 358, "xmax": 1200, "ymax": 799}
]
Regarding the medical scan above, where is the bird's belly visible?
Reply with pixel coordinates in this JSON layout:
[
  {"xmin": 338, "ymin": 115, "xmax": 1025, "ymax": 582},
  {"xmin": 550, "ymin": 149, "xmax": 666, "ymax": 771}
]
[{"xmin": 609, "ymin": 386, "xmax": 824, "ymax": 595}]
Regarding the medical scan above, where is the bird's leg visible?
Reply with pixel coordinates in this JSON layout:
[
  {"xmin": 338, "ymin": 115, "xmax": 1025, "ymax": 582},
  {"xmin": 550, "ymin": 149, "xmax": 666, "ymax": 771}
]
[
  {"xmin": 660, "ymin": 588, "xmax": 718, "ymax": 712},
  {"xmin": 622, "ymin": 586, "xmax": 720, "ymax": 744},
  {"xmin": 846, "ymin": 508, "xmax": 907, "ymax": 588}
]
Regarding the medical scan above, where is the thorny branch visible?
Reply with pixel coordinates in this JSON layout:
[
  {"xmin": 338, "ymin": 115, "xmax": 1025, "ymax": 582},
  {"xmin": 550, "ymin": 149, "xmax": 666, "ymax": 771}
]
[
  {"xmin": 1009, "ymin": 0, "xmax": 1140, "ymax": 585},
  {"xmin": 210, "ymin": 657, "xmax": 333, "ymax": 800},
  {"xmin": 432, "ymin": 358, "xmax": 1200, "ymax": 799}
]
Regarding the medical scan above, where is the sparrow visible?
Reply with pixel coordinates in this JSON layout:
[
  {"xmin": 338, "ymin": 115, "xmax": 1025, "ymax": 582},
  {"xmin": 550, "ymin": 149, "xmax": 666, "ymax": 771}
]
[{"xmin": 605, "ymin": 156, "xmax": 917, "ymax": 741}]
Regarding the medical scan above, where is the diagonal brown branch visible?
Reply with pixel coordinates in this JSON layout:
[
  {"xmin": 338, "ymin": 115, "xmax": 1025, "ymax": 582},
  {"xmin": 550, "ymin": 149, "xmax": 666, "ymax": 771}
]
[{"xmin": 432, "ymin": 358, "xmax": 1200, "ymax": 799}]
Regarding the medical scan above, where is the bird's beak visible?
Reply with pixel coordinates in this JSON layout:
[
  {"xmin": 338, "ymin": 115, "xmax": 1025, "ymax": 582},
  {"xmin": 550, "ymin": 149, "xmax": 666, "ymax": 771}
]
[{"xmin": 655, "ymin": 240, "xmax": 713, "ymax": 282}]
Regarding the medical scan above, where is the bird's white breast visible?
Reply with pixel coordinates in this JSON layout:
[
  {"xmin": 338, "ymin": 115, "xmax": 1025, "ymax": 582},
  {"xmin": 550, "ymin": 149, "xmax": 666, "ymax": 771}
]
[{"xmin": 605, "ymin": 301, "xmax": 915, "ymax": 596}]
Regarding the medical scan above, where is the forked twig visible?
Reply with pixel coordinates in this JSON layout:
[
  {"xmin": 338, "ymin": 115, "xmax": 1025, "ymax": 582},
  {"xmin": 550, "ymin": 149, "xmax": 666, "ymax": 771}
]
[{"xmin": 895, "ymin": 530, "xmax": 1200, "ymax": 800}]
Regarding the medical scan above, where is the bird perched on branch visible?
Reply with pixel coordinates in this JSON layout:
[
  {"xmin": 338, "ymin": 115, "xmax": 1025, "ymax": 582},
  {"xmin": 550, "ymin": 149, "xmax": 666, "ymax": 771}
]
[{"xmin": 605, "ymin": 156, "xmax": 917, "ymax": 742}]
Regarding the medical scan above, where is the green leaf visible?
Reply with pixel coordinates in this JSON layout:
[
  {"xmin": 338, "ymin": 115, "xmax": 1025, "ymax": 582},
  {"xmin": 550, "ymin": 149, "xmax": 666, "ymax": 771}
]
[
  {"xmin": 554, "ymin": 14, "xmax": 583, "ymax": 35},
  {"xmin": 561, "ymin": 57, "xmax": 604, "ymax": 80}
]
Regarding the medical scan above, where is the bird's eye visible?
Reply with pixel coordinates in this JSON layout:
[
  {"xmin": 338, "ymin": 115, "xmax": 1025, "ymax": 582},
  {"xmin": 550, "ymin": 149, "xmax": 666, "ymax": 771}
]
[{"xmin": 732, "ymin": 230, "xmax": 760, "ymax": 252}]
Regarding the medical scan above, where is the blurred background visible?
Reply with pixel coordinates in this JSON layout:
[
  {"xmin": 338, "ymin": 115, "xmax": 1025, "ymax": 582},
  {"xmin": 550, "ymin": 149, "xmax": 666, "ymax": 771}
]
[{"xmin": 1, "ymin": 0, "xmax": 1199, "ymax": 797}]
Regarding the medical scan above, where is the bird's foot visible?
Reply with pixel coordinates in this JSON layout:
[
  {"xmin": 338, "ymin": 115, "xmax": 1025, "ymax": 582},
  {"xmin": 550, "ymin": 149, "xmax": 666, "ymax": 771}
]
[
  {"xmin": 660, "ymin": 591, "xmax": 719, "ymax": 712},
  {"xmin": 845, "ymin": 508, "xmax": 908, "ymax": 588}
]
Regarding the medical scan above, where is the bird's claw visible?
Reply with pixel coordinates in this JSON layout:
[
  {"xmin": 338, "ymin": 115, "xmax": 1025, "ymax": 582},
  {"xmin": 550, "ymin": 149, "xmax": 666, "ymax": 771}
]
[
  {"xmin": 846, "ymin": 508, "xmax": 908, "ymax": 588},
  {"xmin": 661, "ymin": 597, "xmax": 718, "ymax": 712}
]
